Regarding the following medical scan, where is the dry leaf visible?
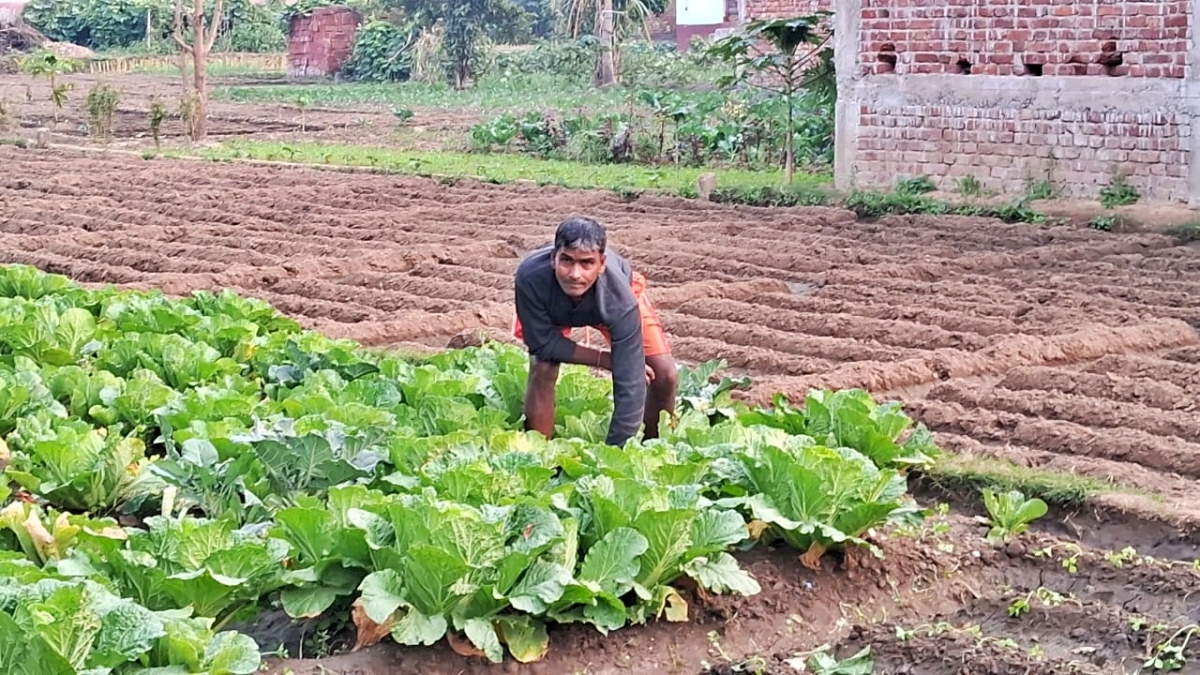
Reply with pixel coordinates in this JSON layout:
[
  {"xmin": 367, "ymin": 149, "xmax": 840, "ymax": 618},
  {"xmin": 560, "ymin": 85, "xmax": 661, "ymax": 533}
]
[
  {"xmin": 351, "ymin": 597, "xmax": 397, "ymax": 652},
  {"xmin": 447, "ymin": 631, "xmax": 486, "ymax": 658},
  {"xmin": 800, "ymin": 542, "xmax": 827, "ymax": 571}
]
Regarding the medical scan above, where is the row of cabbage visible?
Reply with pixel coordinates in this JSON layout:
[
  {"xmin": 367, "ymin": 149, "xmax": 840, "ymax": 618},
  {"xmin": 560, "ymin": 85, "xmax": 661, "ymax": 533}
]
[{"xmin": 0, "ymin": 264, "xmax": 938, "ymax": 672}]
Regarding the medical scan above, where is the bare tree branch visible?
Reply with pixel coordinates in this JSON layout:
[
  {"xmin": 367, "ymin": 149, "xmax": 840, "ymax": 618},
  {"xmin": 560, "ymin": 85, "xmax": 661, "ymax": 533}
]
[{"xmin": 205, "ymin": 0, "xmax": 225, "ymax": 52}]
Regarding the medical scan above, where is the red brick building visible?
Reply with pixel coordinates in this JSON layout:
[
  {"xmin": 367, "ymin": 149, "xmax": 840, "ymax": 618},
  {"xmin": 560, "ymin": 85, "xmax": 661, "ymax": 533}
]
[
  {"xmin": 286, "ymin": 6, "xmax": 361, "ymax": 79},
  {"xmin": 668, "ymin": 0, "xmax": 1194, "ymax": 204},
  {"xmin": 671, "ymin": 0, "xmax": 828, "ymax": 49},
  {"xmin": 838, "ymin": 0, "xmax": 1192, "ymax": 204}
]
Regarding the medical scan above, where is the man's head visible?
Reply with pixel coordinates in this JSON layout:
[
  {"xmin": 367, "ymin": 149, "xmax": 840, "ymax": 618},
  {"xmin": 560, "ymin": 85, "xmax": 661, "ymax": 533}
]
[{"xmin": 552, "ymin": 216, "xmax": 607, "ymax": 299}]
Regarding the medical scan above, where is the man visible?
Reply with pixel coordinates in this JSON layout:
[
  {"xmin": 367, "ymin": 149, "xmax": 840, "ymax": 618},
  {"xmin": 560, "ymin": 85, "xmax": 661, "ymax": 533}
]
[{"xmin": 513, "ymin": 216, "xmax": 678, "ymax": 447}]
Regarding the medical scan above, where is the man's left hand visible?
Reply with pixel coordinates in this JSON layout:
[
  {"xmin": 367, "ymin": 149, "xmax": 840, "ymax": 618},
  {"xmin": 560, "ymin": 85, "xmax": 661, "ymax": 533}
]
[{"xmin": 645, "ymin": 364, "xmax": 655, "ymax": 385}]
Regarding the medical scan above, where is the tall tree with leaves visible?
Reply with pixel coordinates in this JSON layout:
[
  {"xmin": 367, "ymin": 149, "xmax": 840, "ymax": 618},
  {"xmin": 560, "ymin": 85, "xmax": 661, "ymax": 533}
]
[
  {"xmin": 173, "ymin": 0, "xmax": 225, "ymax": 141},
  {"xmin": 389, "ymin": 0, "xmax": 525, "ymax": 89},
  {"xmin": 708, "ymin": 13, "xmax": 833, "ymax": 185}
]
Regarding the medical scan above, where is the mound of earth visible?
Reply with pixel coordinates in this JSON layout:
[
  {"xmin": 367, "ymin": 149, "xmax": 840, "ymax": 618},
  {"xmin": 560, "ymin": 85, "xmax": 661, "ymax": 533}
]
[{"xmin": 0, "ymin": 23, "xmax": 46, "ymax": 55}]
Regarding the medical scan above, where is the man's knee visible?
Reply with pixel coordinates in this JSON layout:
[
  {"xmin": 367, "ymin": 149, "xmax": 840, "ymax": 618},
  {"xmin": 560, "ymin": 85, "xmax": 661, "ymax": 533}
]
[{"xmin": 647, "ymin": 355, "xmax": 678, "ymax": 393}]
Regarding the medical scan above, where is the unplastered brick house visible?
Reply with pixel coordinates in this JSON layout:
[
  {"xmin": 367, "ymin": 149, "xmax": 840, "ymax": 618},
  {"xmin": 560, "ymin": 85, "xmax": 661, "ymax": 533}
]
[{"xmin": 676, "ymin": 0, "xmax": 1196, "ymax": 205}]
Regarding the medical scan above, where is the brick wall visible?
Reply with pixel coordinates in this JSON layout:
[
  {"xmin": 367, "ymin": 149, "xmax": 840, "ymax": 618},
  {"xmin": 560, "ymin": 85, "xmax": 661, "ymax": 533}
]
[
  {"xmin": 859, "ymin": 0, "xmax": 1189, "ymax": 77},
  {"xmin": 286, "ymin": 7, "xmax": 361, "ymax": 79},
  {"xmin": 746, "ymin": 0, "xmax": 829, "ymax": 20},
  {"xmin": 838, "ymin": 0, "xmax": 1197, "ymax": 204}
]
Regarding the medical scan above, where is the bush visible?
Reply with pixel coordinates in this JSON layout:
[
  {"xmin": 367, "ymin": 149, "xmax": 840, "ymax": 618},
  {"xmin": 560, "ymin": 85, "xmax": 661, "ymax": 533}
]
[
  {"xmin": 22, "ymin": 0, "xmax": 286, "ymax": 53},
  {"xmin": 342, "ymin": 20, "xmax": 420, "ymax": 82}
]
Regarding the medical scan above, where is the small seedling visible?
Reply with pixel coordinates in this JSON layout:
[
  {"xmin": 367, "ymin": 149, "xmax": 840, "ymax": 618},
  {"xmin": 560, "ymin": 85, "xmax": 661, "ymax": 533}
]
[
  {"xmin": 1144, "ymin": 625, "xmax": 1198, "ymax": 671},
  {"xmin": 1104, "ymin": 546, "xmax": 1138, "ymax": 568},
  {"xmin": 180, "ymin": 92, "xmax": 201, "ymax": 142},
  {"xmin": 18, "ymin": 49, "xmax": 80, "ymax": 126},
  {"xmin": 980, "ymin": 488, "xmax": 1048, "ymax": 542},
  {"xmin": 86, "ymin": 82, "xmax": 120, "ymax": 142},
  {"xmin": 0, "ymin": 97, "xmax": 9, "ymax": 132},
  {"xmin": 148, "ymin": 98, "xmax": 168, "ymax": 150}
]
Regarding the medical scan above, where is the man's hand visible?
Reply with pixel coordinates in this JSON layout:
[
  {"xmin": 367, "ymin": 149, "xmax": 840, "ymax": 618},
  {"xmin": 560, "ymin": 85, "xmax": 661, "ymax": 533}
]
[{"xmin": 645, "ymin": 364, "xmax": 655, "ymax": 385}]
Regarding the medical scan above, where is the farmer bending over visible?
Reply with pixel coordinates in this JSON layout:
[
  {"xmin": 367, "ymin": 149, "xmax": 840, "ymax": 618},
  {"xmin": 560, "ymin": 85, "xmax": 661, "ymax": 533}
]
[{"xmin": 513, "ymin": 216, "xmax": 678, "ymax": 447}]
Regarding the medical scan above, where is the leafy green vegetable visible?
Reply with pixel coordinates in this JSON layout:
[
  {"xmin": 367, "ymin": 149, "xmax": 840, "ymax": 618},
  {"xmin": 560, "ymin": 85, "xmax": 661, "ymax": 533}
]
[{"xmin": 0, "ymin": 263, "xmax": 937, "ymax": 666}]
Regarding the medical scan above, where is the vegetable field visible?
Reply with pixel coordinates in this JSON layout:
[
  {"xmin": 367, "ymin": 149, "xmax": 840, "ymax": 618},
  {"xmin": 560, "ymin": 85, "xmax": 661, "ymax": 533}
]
[{"xmin": 2, "ymin": 145, "xmax": 1200, "ymax": 675}]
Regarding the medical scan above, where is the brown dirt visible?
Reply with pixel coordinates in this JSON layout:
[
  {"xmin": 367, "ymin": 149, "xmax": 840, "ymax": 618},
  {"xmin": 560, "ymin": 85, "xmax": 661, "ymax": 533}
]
[{"xmin": 4, "ymin": 145, "xmax": 1200, "ymax": 674}]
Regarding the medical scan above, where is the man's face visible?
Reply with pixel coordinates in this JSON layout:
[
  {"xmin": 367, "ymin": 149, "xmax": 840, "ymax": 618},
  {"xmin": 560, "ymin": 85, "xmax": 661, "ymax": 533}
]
[{"xmin": 553, "ymin": 246, "xmax": 605, "ymax": 299}]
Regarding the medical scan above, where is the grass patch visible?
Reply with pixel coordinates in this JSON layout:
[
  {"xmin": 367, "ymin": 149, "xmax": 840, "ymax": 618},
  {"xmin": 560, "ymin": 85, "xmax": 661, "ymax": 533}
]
[
  {"xmin": 1164, "ymin": 221, "xmax": 1200, "ymax": 243},
  {"xmin": 845, "ymin": 190, "xmax": 1047, "ymax": 223},
  {"xmin": 130, "ymin": 62, "xmax": 283, "ymax": 77},
  {"xmin": 213, "ymin": 75, "xmax": 631, "ymax": 112},
  {"xmin": 915, "ymin": 453, "xmax": 1156, "ymax": 508},
  {"xmin": 192, "ymin": 139, "xmax": 826, "ymax": 198},
  {"xmin": 183, "ymin": 141, "xmax": 1057, "ymax": 221}
]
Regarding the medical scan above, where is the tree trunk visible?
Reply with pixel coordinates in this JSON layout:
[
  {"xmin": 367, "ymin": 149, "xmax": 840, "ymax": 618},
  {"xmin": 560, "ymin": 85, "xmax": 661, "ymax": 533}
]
[
  {"xmin": 175, "ymin": 0, "xmax": 188, "ymax": 97},
  {"xmin": 192, "ymin": 0, "xmax": 209, "ymax": 142},
  {"xmin": 783, "ymin": 55, "xmax": 795, "ymax": 186},
  {"xmin": 593, "ymin": 0, "xmax": 617, "ymax": 87}
]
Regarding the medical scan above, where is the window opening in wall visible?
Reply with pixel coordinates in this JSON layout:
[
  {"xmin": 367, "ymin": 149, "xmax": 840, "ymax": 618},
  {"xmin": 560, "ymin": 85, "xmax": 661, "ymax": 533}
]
[
  {"xmin": 878, "ymin": 43, "xmax": 897, "ymax": 74},
  {"xmin": 1025, "ymin": 63, "xmax": 1043, "ymax": 76},
  {"xmin": 956, "ymin": 59, "xmax": 972, "ymax": 74}
]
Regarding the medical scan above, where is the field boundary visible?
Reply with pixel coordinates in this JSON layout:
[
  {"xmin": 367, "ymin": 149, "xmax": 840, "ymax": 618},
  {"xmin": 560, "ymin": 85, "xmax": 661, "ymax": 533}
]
[{"xmin": 84, "ymin": 51, "xmax": 287, "ymax": 75}]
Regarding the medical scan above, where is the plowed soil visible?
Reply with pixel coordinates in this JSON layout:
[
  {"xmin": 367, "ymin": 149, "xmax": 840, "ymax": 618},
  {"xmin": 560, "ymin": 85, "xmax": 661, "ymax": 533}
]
[{"xmin": 3, "ymin": 144, "xmax": 1200, "ymax": 674}]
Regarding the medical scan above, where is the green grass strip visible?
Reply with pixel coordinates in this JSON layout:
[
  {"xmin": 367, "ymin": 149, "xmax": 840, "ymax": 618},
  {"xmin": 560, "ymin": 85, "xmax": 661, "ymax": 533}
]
[
  {"xmin": 916, "ymin": 453, "xmax": 1159, "ymax": 508},
  {"xmin": 194, "ymin": 140, "xmax": 828, "ymax": 196}
]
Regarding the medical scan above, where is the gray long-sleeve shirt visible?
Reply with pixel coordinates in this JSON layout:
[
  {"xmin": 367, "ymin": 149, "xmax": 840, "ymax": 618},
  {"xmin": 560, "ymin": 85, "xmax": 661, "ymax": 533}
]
[{"xmin": 514, "ymin": 245, "xmax": 646, "ymax": 446}]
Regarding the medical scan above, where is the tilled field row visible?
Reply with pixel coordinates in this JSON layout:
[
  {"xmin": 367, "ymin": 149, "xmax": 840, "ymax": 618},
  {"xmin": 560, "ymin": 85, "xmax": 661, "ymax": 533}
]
[{"xmin": 5, "ymin": 147, "xmax": 1200, "ymax": 537}]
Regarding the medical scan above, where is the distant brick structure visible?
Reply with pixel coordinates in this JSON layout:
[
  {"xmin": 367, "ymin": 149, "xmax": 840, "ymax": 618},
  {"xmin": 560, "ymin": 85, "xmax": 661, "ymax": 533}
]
[
  {"xmin": 836, "ymin": 0, "xmax": 1194, "ymax": 204},
  {"xmin": 286, "ymin": 6, "xmax": 361, "ymax": 79}
]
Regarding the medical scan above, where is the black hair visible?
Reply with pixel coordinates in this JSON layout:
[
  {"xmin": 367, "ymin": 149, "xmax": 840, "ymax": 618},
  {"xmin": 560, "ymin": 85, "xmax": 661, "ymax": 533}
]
[{"xmin": 554, "ymin": 216, "xmax": 606, "ymax": 253}]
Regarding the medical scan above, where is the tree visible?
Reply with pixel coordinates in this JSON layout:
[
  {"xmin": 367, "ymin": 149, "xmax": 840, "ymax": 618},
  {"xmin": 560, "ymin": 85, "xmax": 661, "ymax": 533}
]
[
  {"xmin": 17, "ymin": 49, "xmax": 80, "ymax": 127},
  {"xmin": 173, "ymin": 0, "xmax": 225, "ymax": 142},
  {"xmin": 388, "ymin": 0, "xmax": 525, "ymax": 89},
  {"xmin": 708, "ymin": 13, "xmax": 833, "ymax": 186},
  {"xmin": 556, "ymin": 0, "xmax": 667, "ymax": 87}
]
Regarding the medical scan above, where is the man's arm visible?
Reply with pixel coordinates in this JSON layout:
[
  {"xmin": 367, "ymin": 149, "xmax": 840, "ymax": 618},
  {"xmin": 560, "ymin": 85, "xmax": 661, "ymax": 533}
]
[
  {"xmin": 515, "ymin": 276, "xmax": 576, "ymax": 363},
  {"xmin": 515, "ymin": 273, "xmax": 617, "ymax": 369},
  {"xmin": 603, "ymin": 304, "xmax": 646, "ymax": 447}
]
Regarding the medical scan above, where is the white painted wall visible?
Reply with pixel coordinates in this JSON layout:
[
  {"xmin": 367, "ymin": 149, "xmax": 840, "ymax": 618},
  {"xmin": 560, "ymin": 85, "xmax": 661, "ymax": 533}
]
[{"xmin": 676, "ymin": 0, "xmax": 724, "ymax": 26}]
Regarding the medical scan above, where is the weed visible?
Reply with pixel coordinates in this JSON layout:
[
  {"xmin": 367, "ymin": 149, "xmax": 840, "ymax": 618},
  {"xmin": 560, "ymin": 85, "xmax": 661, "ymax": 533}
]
[
  {"xmin": 1099, "ymin": 169, "xmax": 1140, "ymax": 208},
  {"xmin": 85, "ymin": 82, "xmax": 120, "ymax": 142},
  {"xmin": 1024, "ymin": 179, "xmax": 1056, "ymax": 201},
  {"xmin": 896, "ymin": 175, "xmax": 936, "ymax": 195},
  {"xmin": 958, "ymin": 174, "xmax": 982, "ymax": 197},
  {"xmin": 1087, "ymin": 214, "xmax": 1123, "ymax": 232}
]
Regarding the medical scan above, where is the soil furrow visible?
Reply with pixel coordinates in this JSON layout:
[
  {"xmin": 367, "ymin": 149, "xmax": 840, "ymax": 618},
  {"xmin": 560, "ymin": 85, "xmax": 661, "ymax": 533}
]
[
  {"xmin": 677, "ymin": 297, "xmax": 986, "ymax": 350},
  {"xmin": 753, "ymin": 292, "xmax": 1026, "ymax": 337},
  {"xmin": 910, "ymin": 399, "xmax": 1200, "ymax": 480},
  {"xmin": 928, "ymin": 380, "xmax": 1200, "ymax": 440},
  {"xmin": 996, "ymin": 366, "xmax": 1195, "ymax": 411},
  {"xmin": 660, "ymin": 313, "xmax": 921, "ymax": 363},
  {"xmin": 737, "ymin": 320, "xmax": 1200, "ymax": 405},
  {"xmin": 1082, "ymin": 354, "xmax": 1200, "ymax": 394}
]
